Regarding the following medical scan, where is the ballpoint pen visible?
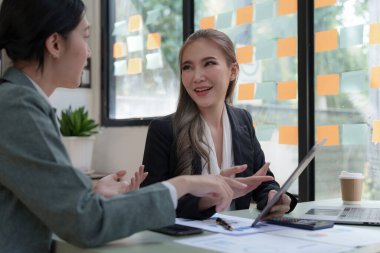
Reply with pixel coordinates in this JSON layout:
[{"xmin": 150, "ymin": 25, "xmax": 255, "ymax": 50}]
[{"xmin": 216, "ymin": 217, "xmax": 233, "ymax": 231}]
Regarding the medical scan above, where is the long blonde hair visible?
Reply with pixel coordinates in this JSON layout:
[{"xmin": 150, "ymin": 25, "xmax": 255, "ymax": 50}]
[{"xmin": 173, "ymin": 29, "xmax": 238, "ymax": 176}]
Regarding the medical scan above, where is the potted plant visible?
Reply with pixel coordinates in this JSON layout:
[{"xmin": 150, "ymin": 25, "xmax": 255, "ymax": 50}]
[{"xmin": 58, "ymin": 106, "xmax": 99, "ymax": 174}]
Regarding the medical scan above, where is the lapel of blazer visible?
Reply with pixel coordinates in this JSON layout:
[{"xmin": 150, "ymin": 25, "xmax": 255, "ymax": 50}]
[
  {"xmin": 2, "ymin": 68, "xmax": 61, "ymax": 135},
  {"xmin": 226, "ymin": 104, "xmax": 243, "ymax": 166}
]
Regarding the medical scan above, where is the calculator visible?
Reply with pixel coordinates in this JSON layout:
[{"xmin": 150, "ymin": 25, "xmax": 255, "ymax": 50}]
[{"xmin": 266, "ymin": 217, "xmax": 335, "ymax": 230}]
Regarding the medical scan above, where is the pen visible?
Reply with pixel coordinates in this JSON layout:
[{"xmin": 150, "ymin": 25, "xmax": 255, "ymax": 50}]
[{"xmin": 216, "ymin": 217, "xmax": 233, "ymax": 231}]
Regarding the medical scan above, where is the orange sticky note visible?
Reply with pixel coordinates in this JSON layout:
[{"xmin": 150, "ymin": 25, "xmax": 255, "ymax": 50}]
[
  {"xmin": 316, "ymin": 125, "xmax": 339, "ymax": 146},
  {"xmin": 277, "ymin": 80, "xmax": 297, "ymax": 100},
  {"xmin": 279, "ymin": 126, "xmax": 298, "ymax": 145},
  {"xmin": 127, "ymin": 58, "xmax": 142, "ymax": 75},
  {"xmin": 315, "ymin": 0, "xmax": 337, "ymax": 9},
  {"xmin": 236, "ymin": 5, "xmax": 254, "ymax": 25},
  {"xmin": 128, "ymin": 15, "xmax": 142, "ymax": 32},
  {"xmin": 316, "ymin": 74, "xmax": 340, "ymax": 95},
  {"xmin": 113, "ymin": 42, "xmax": 127, "ymax": 58},
  {"xmin": 147, "ymin": 33, "xmax": 161, "ymax": 50},
  {"xmin": 371, "ymin": 67, "xmax": 380, "ymax": 88},
  {"xmin": 200, "ymin": 16, "xmax": 215, "ymax": 29},
  {"xmin": 238, "ymin": 83, "xmax": 255, "ymax": 100},
  {"xmin": 236, "ymin": 46, "xmax": 253, "ymax": 64},
  {"xmin": 315, "ymin": 30, "xmax": 338, "ymax": 52},
  {"xmin": 277, "ymin": 37, "xmax": 297, "ymax": 57},
  {"xmin": 370, "ymin": 23, "xmax": 380, "ymax": 45},
  {"xmin": 278, "ymin": 0, "xmax": 297, "ymax": 16},
  {"xmin": 372, "ymin": 120, "xmax": 380, "ymax": 143}
]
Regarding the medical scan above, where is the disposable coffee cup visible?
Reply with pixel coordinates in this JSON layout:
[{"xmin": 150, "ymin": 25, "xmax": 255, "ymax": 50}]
[{"xmin": 339, "ymin": 171, "xmax": 364, "ymax": 205}]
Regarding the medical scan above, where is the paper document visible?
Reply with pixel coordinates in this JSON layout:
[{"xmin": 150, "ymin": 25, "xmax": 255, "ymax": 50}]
[
  {"xmin": 176, "ymin": 233, "xmax": 353, "ymax": 253},
  {"xmin": 175, "ymin": 213, "xmax": 284, "ymax": 235}
]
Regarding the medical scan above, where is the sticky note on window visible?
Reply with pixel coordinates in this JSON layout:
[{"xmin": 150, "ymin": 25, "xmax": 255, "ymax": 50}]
[
  {"xmin": 114, "ymin": 60, "xmax": 127, "ymax": 76},
  {"xmin": 147, "ymin": 33, "xmax": 161, "ymax": 50},
  {"xmin": 372, "ymin": 120, "xmax": 380, "ymax": 143},
  {"xmin": 113, "ymin": 42, "xmax": 127, "ymax": 58},
  {"xmin": 256, "ymin": 124, "xmax": 276, "ymax": 142},
  {"xmin": 316, "ymin": 125, "xmax": 339, "ymax": 146},
  {"xmin": 341, "ymin": 70, "xmax": 367, "ymax": 93},
  {"xmin": 128, "ymin": 15, "xmax": 142, "ymax": 32},
  {"xmin": 316, "ymin": 74, "xmax": 340, "ymax": 95},
  {"xmin": 255, "ymin": 2, "xmax": 274, "ymax": 22},
  {"xmin": 236, "ymin": 46, "xmax": 253, "ymax": 64},
  {"xmin": 238, "ymin": 83, "xmax": 255, "ymax": 100},
  {"xmin": 146, "ymin": 9, "xmax": 161, "ymax": 25},
  {"xmin": 146, "ymin": 52, "xmax": 163, "ymax": 70},
  {"xmin": 371, "ymin": 66, "xmax": 380, "ymax": 88},
  {"xmin": 342, "ymin": 124, "xmax": 368, "ymax": 145},
  {"xmin": 278, "ymin": 0, "xmax": 297, "ymax": 16},
  {"xmin": 277, "ymin": 37, "xmax": 297, "ymax": 57},
  {"xmin": 236, "ymin": 5, "xmax": 254, "ymax": 25},
  {"xmin": 339, "ymin": 25, "xmax": 363, "ymax": 48},
  {"xmin": 256, "ymin": 40, "xmax": 276, "ymax": 60},
  {"xmin": 216, "ymin": 11, "xmax": 233, "ymax": 29},
  {"xmin": 200, "ymin": 16, "xmax": 215, "ymax": 29},
  {"xmin": 127, "ymin": 58, "xmax": 142, "ymax": 75},
  {"xmin": 255, "ymin": 82, "xmax": 276, "ymax": 101},
  {"xmin": 279, "ymin": 126, "xmax": 298, "ymax": 145},
  {"xmin": 315, "ymin": 30, "xmax": 338, "ymax": 52},
  {"xmin": 277, "ymin": 80, "xmax": 297, "ymax": 100},
  {"xmin": 315, "ymin": 0, "xmax": 337, "ymax": 9},
  {"xmin": 370, "ymin": 23, "xmax": 380, "ymax": 45},
  {"xmin": 127, "ymin": 35, "xmax": 143, "ymax": 52}
]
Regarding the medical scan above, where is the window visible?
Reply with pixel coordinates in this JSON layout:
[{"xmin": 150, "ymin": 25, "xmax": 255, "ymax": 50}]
[
  {"xmin": 314, "ymin": 0, "xmax": 380, "ymax": 200},
  {"xmin": 102, "ymin": 0, "xmax": 182, "ymax": 125}
]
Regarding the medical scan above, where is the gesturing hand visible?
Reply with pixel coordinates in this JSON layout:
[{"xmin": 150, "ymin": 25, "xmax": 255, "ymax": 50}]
[{"xmin": 93, "ymin": 165, "xmax": 148, "ymax": 198}]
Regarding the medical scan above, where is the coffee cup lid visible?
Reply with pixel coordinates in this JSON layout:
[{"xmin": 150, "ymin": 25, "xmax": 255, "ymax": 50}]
[{"xmin": 339, "ymin": 171, "xmax": 364, "ymax": 179}]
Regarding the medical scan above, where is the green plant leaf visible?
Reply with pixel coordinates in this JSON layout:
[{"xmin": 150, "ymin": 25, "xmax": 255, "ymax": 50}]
[{"xmin": 58, "ymin": 106, "xmax": 98, "ymax": 136}]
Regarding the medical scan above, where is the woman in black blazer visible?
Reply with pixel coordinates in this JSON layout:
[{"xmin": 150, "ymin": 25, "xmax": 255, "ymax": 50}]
[{"xmin": 142, "ymin": 29, "xmax": 297, "ymax": 219}]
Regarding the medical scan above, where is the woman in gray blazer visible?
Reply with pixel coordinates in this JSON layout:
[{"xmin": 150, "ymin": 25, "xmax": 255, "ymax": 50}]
[{"xmin": 0, "ymin": 1, "xmax": 245, "ymax": 252}]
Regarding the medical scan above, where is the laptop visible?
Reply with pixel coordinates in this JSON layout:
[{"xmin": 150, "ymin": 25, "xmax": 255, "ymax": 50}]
[
  {"xmin": 302, "ymin": 206, "xmax": 380, "ymax": 226},
  {"xmin": 251, "ymin": 138, "xmax": 327, "ymax": 227}
]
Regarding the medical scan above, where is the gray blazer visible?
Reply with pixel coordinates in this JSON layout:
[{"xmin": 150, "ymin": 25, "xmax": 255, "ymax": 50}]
[{"xmin": 0, "ymin": 68, "xmax": 175, "ymax": 253}]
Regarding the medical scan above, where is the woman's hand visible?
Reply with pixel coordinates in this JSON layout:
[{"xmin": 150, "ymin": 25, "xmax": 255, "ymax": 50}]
[
  {"xmin": 167, "ymin": 175, "xmax": 247, "ymax": 212},
  {"xmin": 221, "ymin": 163, "xmax": 274, "ymax": 199},
  {"xmin": 263, "ymin": 190, "xmax": 291, "ymax": 219},
  {"xmin": 93, "ymin": 165, "xmax": 148, "ymax": 198}
]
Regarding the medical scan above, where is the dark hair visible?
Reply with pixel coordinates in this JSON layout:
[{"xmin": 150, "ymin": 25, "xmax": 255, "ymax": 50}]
[{"xmin": 0, "ymin": 0, "xmax": 85, "ymax": 70}]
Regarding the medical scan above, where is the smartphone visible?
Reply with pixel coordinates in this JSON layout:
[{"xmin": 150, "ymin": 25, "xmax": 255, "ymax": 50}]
[
  {"xmin": 266, "ymin": 217, "xmax": 335, "ymax": 230},
  {"xmin": 151, "ymin": 224, "xmax": 203, "ymax": 236}
]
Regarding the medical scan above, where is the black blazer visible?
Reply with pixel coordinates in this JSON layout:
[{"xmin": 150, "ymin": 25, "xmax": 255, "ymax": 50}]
[{"xmin": 142, "ymin": 105, "xmax": 297, "ymax": 219}]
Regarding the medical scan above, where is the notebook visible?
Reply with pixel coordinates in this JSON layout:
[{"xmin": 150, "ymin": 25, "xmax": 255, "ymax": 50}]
[
  {"xmin": 302, "ymin": 206, "xmax": 380, "ymax": 225},
  {"xmin": 251, "ymin": 138, "xmax": 327, "ymax": 227}
]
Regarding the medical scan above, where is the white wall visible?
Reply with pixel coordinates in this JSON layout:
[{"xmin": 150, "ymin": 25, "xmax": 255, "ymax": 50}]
[{"xmin": 50, "ymin": 0, "xmax": 149, "ymax": 177}]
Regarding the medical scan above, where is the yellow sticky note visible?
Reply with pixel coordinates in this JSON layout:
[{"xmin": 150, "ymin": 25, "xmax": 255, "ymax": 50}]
[
  {"xmin": 147, "ymin": 33, "xmax": 161, "ymax": 50},
  {"xmin": 279, "ymin": 126, "xmax": 298, "ymax": 145},
  {"xmin": 370, "ymin": 67, "xmax": 380, "ymax": 88},
  {"xmin": 128, "ymin": 15, "xmax": 142, "ymax": 32},
  {"xmin": 113, "ymin": 42, "xmax": 127, "ymax": 59},
  {"xmin": 236, "ymin": 5, "xmax": 254, "ymax": 25},
  {"xmin": 316, "ymin": 125, "xmax": 339, "ymax": 146},
  {"xmin": 128, "ymin": 58, "xmax": 142, "ymax": 75},
  {"xmin": 316, "ymin": 74, "xmax": 340, "ymax": 95},
  {"xmin": 236, "ymin": 46, "xmax": 253, "ymax": 64},
  {"xmin": 238, "ymin": 83, "xmax": 255, "ymax": 100},
  {"xmin": 277, "ymin": 80, "xmax": 297, "ymax": 100},
  {"xmin": 277, "ymin": 37, "xmax": 297, "ymax": 57},
  {"xmin": 278, "ymin": 0, "xmax": 297, "ymax": 16},
  {"xmin": 372, "ymin": 120, "xmax": 380, "ymax": 143},
  {"xmin": 315, "ymin": 30, "xmax": 338, "ymax": 52},
  {"xmin": 200, "ymin": 16, "xmax": 215, "ymax": 29},
  {"xmin": 315, "ymin": 0, "xmax": 337, "ymax": 9},
  {"xmin": 370, "ymin": 23, "xmax": 380, "ymax": 45}
]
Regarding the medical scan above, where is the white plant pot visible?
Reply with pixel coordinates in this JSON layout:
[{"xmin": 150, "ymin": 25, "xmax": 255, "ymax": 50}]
[{"xmin": 61, "ymin": 136, "xmax": 95, "ymax": 174}]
